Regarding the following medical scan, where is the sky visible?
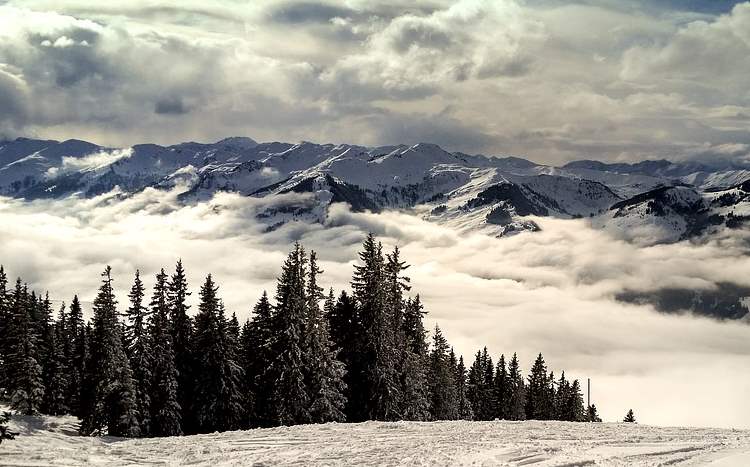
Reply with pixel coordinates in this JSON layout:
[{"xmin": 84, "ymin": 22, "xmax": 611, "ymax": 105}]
[{"xmin": 0, "ymin": 0, "xmax": 749, "ymax": 164}]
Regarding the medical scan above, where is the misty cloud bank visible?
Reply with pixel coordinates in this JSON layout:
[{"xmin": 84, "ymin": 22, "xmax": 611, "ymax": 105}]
[
  {"xmin": 1, "ymin": 188, "xmax": 749, "ymax": 428},
  {"xmin": 1, "ymin": 1, "xmax": 749, "ymax": 164}
]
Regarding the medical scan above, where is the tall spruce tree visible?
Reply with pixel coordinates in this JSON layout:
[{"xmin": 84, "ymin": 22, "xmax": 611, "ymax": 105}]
[
  {"xmin": 567, "ymin": 380, "xmax": 586, "ymax": 422},
  {"xmin": 507, "ymin": 353, "xmax": 526, "ymax": 421},
  {"xmin": 148, "ymin": 269, "xmax": 182, "ymax": 437},
  {"xmin": 526, "ymin": 353, "xmax": 551, "ymax": 420},
  {"xmin": 192, "ymin": 275, "xmax": 244, "ymax": 433},
  {"xmin": 167, "ymin": 259, "xmax": 194, "ymax": 433},
  {"xmin": 494, "ymin": 355, "xmax": 509, "ymax": 420},
  {"xmin": 123, "ymin": 270, "xmax": 152, "ymax": 435},
  {"xmin": 399, "ymin": 296, "xmax": 430, "ymax": 421},
  {"xmin": 304, "ymin": 252, "xmax": 347, "ymax": 423},
  {"xmin": 42, "ymin": 303, "xmax": 69, "ymax": 415},
  {"xmin": 267, "ymin": 244, "xmax": 311, "ymax": 426},
  {"xmin": 6, "ymin": 278, "xmax": 44, "ymax": 415},
  {"xmin": 428, "ymin": 325, "xmax": 457, "ymax": 420},
  {"xmin": 352, "ymin": 234, "xmax": 401, "ymax": 421},
  {"xmin": 38, "ymin": 292, "xmax": 57, "ymax": 414},
  {"xmin": 328, "ymin": 290, "xmax": 363, "ymax": 421},
  {"xmin": 455, "ymin": 356, "xmax": 473, "ymax": 420},
  {"xmin": 245, "ymin": 291, "xmax": 273, "ymax": 426},
  {"xmin": 80, "ymin": 267, "xmax": 140, "ymax": 437},
  {"xmin": 66, "ymin": 295, "xmax": 87, "ymax": 417}
]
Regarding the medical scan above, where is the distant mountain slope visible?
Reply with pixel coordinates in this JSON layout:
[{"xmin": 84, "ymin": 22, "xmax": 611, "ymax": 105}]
[{"xmin": 1, "ymin": 136, "xmax": 748, "ymax": 241}]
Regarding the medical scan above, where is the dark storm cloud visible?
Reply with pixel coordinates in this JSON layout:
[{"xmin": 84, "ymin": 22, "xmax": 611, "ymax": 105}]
[
  {"xmin": 267, "ymin": 2, "xmax": 356, "ymax": 24},
  {"xmin": 155, "ymin": 97, "xmax": 189, "ymax": 115}
]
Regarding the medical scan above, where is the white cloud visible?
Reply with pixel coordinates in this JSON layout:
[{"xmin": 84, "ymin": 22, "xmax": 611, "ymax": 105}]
[
  {"xmin": 0, "ymin": 189, "xmax": 749, "ymax": 428},
  {"xmin": 0, "ymin": 1, "xmax": 748, "ymax": 163},
  {"xmin": 46, "ymin": 148, "xmax": 133, "ymax": 177}
]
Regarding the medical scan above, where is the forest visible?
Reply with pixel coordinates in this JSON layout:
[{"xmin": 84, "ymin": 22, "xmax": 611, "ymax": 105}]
[{"xmin": 0, "ymin": 234, "xmax": 602, "ymax": 438}]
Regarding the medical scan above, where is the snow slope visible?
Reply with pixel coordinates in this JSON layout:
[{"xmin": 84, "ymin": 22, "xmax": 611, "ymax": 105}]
[{"xmin": 4, "ymin": 412, "xmax": 750, "ymax": 466}]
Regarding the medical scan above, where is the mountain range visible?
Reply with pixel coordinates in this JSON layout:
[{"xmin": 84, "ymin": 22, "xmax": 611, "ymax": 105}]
[{"xmin": 2, "ymin": 136, "xmax": 749, "ymax": 245}]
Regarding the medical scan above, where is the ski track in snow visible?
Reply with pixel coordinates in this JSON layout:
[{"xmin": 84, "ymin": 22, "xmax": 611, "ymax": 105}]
[{"xmin": 4, "ymin": 413, "xmax": 750, "ymax": 466}]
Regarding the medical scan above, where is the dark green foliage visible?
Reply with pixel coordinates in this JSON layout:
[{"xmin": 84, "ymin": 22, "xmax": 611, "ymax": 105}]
[
  {"xmin": 123, "ymin": 270, "xmax": 152, "ymax": 435},
  {"xmin": 399, "ymin": 296, "xmax": 430, "ymax": 421},
  {"xmin": 428, "ymin": 325, "xmax": 457, "ymax": 420},
  {"xmin": 467, "ymin": 348, "xmax": 495, "ymax": 420},
  {"xmin": 244, "ymin": 291, "xmax": 273, "ymax": 426},
  {"xmin": 167, "ymin": 260, "xmax": 194, "ymax": 433},
  {"xmin": 507, "ymin": 353, "xmax": 526, "ymax": 421},
  {"xmin": 494, "ymin": 355, "xmax": 509, "ymax": 420},
  {"xmin": 80, "ymin": 266, "xmax": 140, "ymax": 437},
  {"xmin": 66, "ymin": 295, "xmax": 87, "ymax": 417},
  {"xmin": 267, "ymin": 244, "xmax": 311, "ymax": 425},
  {"xmin": 6, "ymin": 278, "xmax": 44, "ymax": 415},
  {"xmin": 588, "ymin": 404, "xmax": 602, "ymax": 422},
  {"xmin": 192, "ymin": 275, "xmax": 244, "ymax": 433},
  {"xmin": 304, "ymin": 252, "xmax": 346, "ymax": 423},
  {"xmin": 455, "ymin": 356, "xmax": 473, "ymax": 420},
  {"xmin": 351, "ymin": 234, "xmax": 401, "ymax": 421},
  {"xmin": 526, "ymin": 353, "xmax": 552, "ymax": 420},
  {"xmin": 328, "ymin": 290, "xmax": 362, "ymax": 421},
  {"xmin": 148, "ymin": 269, "xmax": 182, "ymax": 437}
]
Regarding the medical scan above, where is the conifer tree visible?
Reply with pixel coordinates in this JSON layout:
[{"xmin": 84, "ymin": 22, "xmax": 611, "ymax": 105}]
[
  {"xmin": 482, "ymin": 348, "xmax": 495, "ymax": 420},
  {"xmin": 494, "ymin": 355, "xmax": 509, "ymax": 420},
  {"xmin": 567, "ymin": 380, "xmax": 586, "ymax": 422},
  {"xmin": 352, "ymin": 234, "xmax": 401, "ymax": 421},
  {"xmin": 399, "ymin": 296, "xmax": 430, "ymax": 421},
  {"xmin": 148, "ymin": 269, "xmax": 182, "ymax": 437},
  {"xmin": 66, "ymin": 295, "xmax": 87, "ymax": 417},
  {"xmin": 227, "ymin": 312, "xmax": 241, "ymax": 358},
  {"xmin": 328, "ymin": 290, "xmax": 363, "ymax": 421},
  {"xmin": 455, "ymin": 356, "xmax": 473, "ymax": 420},
  {"xmin": 38, "ymin": 292, "xmax": 57, "ymax": 414},
  {"xmin": 526, "ymin": 353, "xmax": 551, "ymax": 420},
  {"xmin": 304, "ymin": 252, "xmax": 347, "ymax": 423},
  {"xmin": 267, "ymin": 244, "xmax": 311, "ymax": 425},
  {"xmin": 428, "ymin": 325, "xmax": 457, "ymax": 420},
  {"xmin": 245, "ymin": 291, "xmax": 273, "ymax": 426},
  {"xmin": 80, "ymin": 267, "xmax": 140, "ymax": 437},
  {"xmin": 192, "ymin": 275, "xmax": 244, "ymax": 433},
  {"xmin": 42, "ymin": 304, "xmax": 69, "ymax": 415},
  {"xmin": 554, "ymin": 371, "xmax": 570, "ymax": 421},
  {"xmin": 123, "ymin": 270, "xmax": 152, "ymax": 435},
  {"xmin": 6, "ymin": 278, "xmax": 44, "ymax": 415},
  {"xmin": 507, "ymin": 353, "xmax": 526, "ymax": 421},
  {"xmin": 238, "ymin": 318, "xmax": 255, "ymax": 427},
  {"xmin": 623, "ymin": 409, "xmax": 636, "ymax": 423},
  {"xmin": 587, "ymin": 403, "xmax": 602, "ymax": 422},
  {"xmin": 167, "ymin": 259, "xmax": 194, "ymax": 433}
]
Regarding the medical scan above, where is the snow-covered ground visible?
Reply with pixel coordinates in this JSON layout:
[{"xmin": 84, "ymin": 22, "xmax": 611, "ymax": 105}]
[{"xmin": 4, "ymin": 412, "xmax": 750, "ymax": 466}]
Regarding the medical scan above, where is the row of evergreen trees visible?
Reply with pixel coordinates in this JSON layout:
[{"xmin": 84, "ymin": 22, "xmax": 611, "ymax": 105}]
[{"xmin": 0, "ymin": 234, "xmax": 601, "ymax": 437}]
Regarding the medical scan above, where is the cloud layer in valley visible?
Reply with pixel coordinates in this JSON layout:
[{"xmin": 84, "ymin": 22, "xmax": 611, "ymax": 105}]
[
  {"xmin": 1, "ymin": 188, "xmax": 749, "ymax": 428},
  {"xmin": 0, "ymin": 0, "xmax": 749, "ymax": 164}
]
